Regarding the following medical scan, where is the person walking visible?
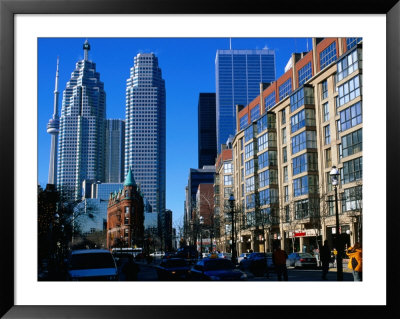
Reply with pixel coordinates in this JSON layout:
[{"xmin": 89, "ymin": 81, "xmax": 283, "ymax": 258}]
[
  {"xmin": 346, "ymin": 242, "xmax": 362, "ymax": 281},
  {"xmin": 272, "ymin": 245, "xmax": 288, "ymax": 281},
  {"xmin": 320, "ymin": 240, "xmax": 331, "ymax": 280}
]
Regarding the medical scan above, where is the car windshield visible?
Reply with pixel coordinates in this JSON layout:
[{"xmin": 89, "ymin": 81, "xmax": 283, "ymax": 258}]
[
  {"xmin": 70, "ymin": 252, "xmax": 115, "ymax": 270},
  {"xmin": 204, "ymin": 259, "xmax": 234, "ymax": 271},
  {"xmin": 299, "ymin": 253, "xmax": 313, "ymax": 258},
  {"xmin": 162, "ymin": 259, "xmax": 187, "ymax": 268}
]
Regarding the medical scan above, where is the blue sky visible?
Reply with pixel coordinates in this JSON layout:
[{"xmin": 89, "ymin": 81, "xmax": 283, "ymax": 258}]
[{"xmin": 38, "ymin": 37, "xmax": 310, "ymax": 226}]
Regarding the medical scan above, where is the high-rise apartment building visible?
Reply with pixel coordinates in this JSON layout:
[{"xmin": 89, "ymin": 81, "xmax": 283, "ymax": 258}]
[
  {"xmin": 198, "ymin": 93, "xmax": 217, "ymax": 168},
  {"xmin": 105, "ymin": 119, "xmax": 125, "ymax": 183},
  {"xmin": 125, "ymin": 53, "xmax": 166, "ymax": 215},
  {"xmin": 215, "ymin": 49, "xmax": 276, "ymax": 153},
  {"xmin": 226, "ymin": 38, "xmax": 362, "ymax": 255},
  {"xmin": 57, "ymin": 40, "xmax": 106, "ymax": 201}
]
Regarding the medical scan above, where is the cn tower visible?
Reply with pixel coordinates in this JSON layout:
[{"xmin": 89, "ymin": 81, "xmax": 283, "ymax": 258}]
[{"xmin": 46, "ymin": 58, "xmax": 60, "ymax": 186}]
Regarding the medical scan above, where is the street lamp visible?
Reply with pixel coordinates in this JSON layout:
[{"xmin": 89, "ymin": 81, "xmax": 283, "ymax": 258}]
[
  {"xmin": 330, "ymin": 166, "xmax": 343, "ymax": 281},
  {"xmin": 199, "ymin": 215, "xmax": 204, "ymax": 258},
  {"xmin": 228, "ymin": 194, "xmax": 237, "ymax": 265}
]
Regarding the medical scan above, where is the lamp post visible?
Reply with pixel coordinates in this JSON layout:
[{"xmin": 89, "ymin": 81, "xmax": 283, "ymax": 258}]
[
  {"xmin": 229, "ymin": 194, "xmax": 237, "ymax": 265},
  {"xmin": 330, "ymin": 166, "xmax": 343, "ymax": 281},
  {"xmin": 199, "ymin": 215, "xmax": 204, "ymax": 258}
]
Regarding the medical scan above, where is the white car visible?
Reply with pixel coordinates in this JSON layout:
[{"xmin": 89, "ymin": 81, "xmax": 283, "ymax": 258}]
[
  {"xmin": 150, "ymin": 251, "xmax": 165, "ymax": 258},
  {"xmin": 67, "ymin": 249, "xmax": 118, "ymax": 281}
]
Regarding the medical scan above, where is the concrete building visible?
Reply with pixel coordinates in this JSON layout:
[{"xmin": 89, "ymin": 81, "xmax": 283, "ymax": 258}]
[
  {"xmin": 215, "ymin": 49, "xmax": 276, "ymax": 153},
  {"xmin": 223, "ymin": 38, "xmax": 362, "ymax": 255},
  {"xmin": 124, "ymin": 53, "xmax": 166, "ymax": 215},
  {"xmin": 57, "ymin": 40, "xmax": 106, "ymax": 201},
  {"xmin": 198, "ymin": 93, "xmax": 217, "ymax": 168}
]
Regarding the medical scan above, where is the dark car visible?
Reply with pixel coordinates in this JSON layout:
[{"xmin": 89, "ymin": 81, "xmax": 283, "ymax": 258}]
[
  {"xmin": 156, "ymin": 258, "xmax": 191, "ymax": 280},
  {"xmin": 287, "ymin": 252, "xmax": 317, "ymax": 269},
  {"xmin": 175, "ymin": 246, "xmax": 199, "ymax": 262},
  {"xmin": 189, "ymin": 258, "xmax": 247, "ymax": 281},
  {"xmin": 239, "ymin": 252, "xmax": 271, "ymax": 276}
]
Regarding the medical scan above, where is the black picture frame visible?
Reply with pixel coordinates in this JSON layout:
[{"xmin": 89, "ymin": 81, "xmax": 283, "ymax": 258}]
[{"xmin": 1, "ymin": 0, "xmax": 399, "ymax": 318}]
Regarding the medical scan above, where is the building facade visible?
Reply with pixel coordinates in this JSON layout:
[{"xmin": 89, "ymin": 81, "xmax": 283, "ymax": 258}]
[
  {"xmin": 198, "ymin": 93, "xmax": 217, "ymax": 168},
  {"xmin": 106, "ymin": 168, "xmax": 145, "ymax": 249},
  {"xmin": 215, "ymin": 49, "xmax": 276, "ymax": 153},
  {"xmin": 124, "ymin": 53, "xmax": 166, "ymax": 215},
  {"xmin": 105, "ymin": 119, "xmax": 125, "ymax": 183},
  {"xmin": 57, "ymin": 40, "xmax": 106, "ymax": 201},
  {"xmin": 222, "ymin": 38, "xmax": 362, "ymax": 255}
]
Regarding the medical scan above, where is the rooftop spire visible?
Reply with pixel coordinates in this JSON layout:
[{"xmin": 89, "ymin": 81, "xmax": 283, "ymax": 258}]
[
  {"xmin": 124, "ymin": 167, "xmax": 137, "ymax": 187},
  {"xmin": 83, "ymin": 39, "xmax": 90, "ymax": 61}
]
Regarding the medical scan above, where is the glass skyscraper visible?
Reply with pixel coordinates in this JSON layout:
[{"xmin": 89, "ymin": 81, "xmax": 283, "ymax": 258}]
[
  {"xmin": 125, "ymin": 53, "xmax": 166, "ymax": 215},
  {"xmin": 198, "ymin": 93, "xmax": 217, "ymax": 169},
  {"xmin": 57, "ymin": 40, "xmax": 106, "ymax": 201},
  {"xmin": 215, "ymin": 49, "xmax": 276, "ymax": 153},
  {"xmin": 105, "ymin": 119, "xmax": 125, "ymax": 183}
]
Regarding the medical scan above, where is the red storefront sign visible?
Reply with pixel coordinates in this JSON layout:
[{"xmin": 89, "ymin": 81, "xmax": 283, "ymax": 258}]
[{"xmin": 294, "ymin": 232, "xmax": 306, "ymax": 237}]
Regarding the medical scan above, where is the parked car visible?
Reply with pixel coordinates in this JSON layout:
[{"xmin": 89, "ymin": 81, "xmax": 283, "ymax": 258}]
[
  {"xmin": 237, "ymin": 253, "xmax": 250, "ymax": 263},
  {"xmin": 67, "ymin": 249, "xmax": 118, "ymax": 281},
  {"xmin": 189, "ymin": 258, "xmax": 247, "ymax": 281},
  {"xmin": 286, "ymin": 252, "xmax": 318, "ymax": 269},
  {"xmin": 156, "ymin": 258, "xmax": 191, "ymax": 280},
  {"xmin": 239, "ymin": 252, "xmax": 270, "ymax": 276},
  {"xmin": 217, "ymin": 252, "xmax": 232, "ymax": 260},
  {"xmin": 175, "ymin": 245, "xmax": 198, "ymax": 260}
]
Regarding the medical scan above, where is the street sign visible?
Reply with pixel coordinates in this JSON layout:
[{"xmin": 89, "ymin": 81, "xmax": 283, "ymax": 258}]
[{"xmin": 294, "ymin": 232, "xmax": 306, "ymax": 237}]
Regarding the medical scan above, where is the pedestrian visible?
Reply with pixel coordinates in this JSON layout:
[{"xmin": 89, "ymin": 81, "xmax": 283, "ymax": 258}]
[
  {"xmin": 320, "ymin": 240, "xmax": 331, "ymax": 280},
  {"xmin": 122, "ymin": 255, "xmax": 140, "ymax": 281},
  {"xmin": 272, "ymin": 244, "xmax": 288, "ymax": 281},
  {"xmin": 346, "ymin": 242, "xmax": 362, "ymax": 281}
]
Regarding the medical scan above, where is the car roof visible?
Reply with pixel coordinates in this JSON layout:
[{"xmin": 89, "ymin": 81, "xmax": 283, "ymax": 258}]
[{"xmin": 71, "ymin": 249, "xmax": 111, "ymax": 255}]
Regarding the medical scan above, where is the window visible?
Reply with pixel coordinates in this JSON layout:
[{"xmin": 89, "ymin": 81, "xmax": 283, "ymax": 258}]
[
  {"xmin": 337, "ymin": 49, "xmax": 360, "ymax": 82},
  {"xmin": 293, "ymin": 175, "xmax": 318, "ymax": 197},
  {"xmin": 224, "ymin": 175, "xmax": 233, "ymax": 186},
  {"xmin": 283, "ymin": 166, "xmax": 288, "ymax": 183},
  {"xmin": 341, "ymin": 157, "xmax": 362, "ymax": 184},
  {"xmin": 258, "ymin": 151, "xmax": 277, "ymax": 169},
  {"xmin": 282, "ymin": 127, "xmax": 287, "ymax": 144},
  {"xmin": 224, "ymin": 187, "xmax": 232, "ymax": 198},
  {"xmin": 245, "ymin": 176, "xmax": 255, "ymax": 193},
  {"xmin": 259, "ymin": 169, "xmax": 278, "ymax": 188},
  {"xmin": 245, "ymin": 159, "xmax": 254, "ymax": 176},
  {"xmin": 250, "ymin": 105, "xmax": 260, "ymax": 122},
  {"xmin": 326, "ymin": 172, "xmax": 332, "ymax": 192},
  {"xmin": 328, "ymin": 195, "xmax": 334, "ymax": 215},
  {"xmin": 325, "ymin": 148, "xmax": 332, "ymax": 168},
  {"xmin": 320, "ymin": 41, "xmax": 337, "ymax": 69},
  {"xmin": 321, "ymin": 80, "xmax": 328, "ymax": 100},
  {"xmin": 240, "ymin": 114, "xmax": 248, "ymax": 130},
  {"xmin": 337, "ymin": 75, "xmax": 361, "ymax": 107},
  {"xmin": 283, "ymin": 147, "xmax": 287, "ymax": 163},
  {"xmin": 340, "ymin": 102, "xmax": 362, "ymax": 132},
  {"xmin": 257, "ymin": 115, "xmax": 268, "ymax": 134},
  {"xmin": 290, "ymin": 109, "xmax": 316, "ymax": 133},
  {"xmin": 281, "ymin": 109, "xmax": 286, "ymax": 124},
  {"xmin": 284, "ymin": 186, "xmax": 289, "ymax": 202},
  {"xmin": 124, "ymin": 216, "xmax": 129, "ymax": 225},
  {"xmin": 324, "ymin": 125, "xmax": 331, "ymax": 145},
  {"xmin": 292, "ymin": 153, "xmax": 317, "ymax": 176},
  {"xmin": 244, "ymin": 125, "xmax": 254, "ymax": 142},
  {"xmin": 279, "ymin": 78, "xmax": 292, "ymax": 101},
  {"xmin": 346, "ymin": 38, "xmax": 362, "ymax": 50},
  {"xmin": 241, "ymin": 153, "xmax": 244, "ymax": 166},
  {"xmin": 240, "ymin": 138, "xmax": 243, "ymax": 151},
  {"xmin": 259, "ymin": 188, "xmax": 278, "ymax": 205},
  {"xmin": 295, "ymin": 199, "xmax": 309, "ymax": 219},
  {"xmin": 291, "ymin": 131, "xmax": 317, "ymax": 155},
  {"xmin": 341, "ymin": 129, "xmax": 362, "ymax": 158},
  {"xmin": 342, "ymin": 186, "xmax": 362, "ymax": 212},
  {"xmin": 265, "ymin": 91, "xmax": 276, "ymax": 110},
  {"xmin": 258, "ymin": 132, "xmax": 276, "ymax": 151},
  {"xmin": 224, "ymin": 162, "xmax": 233, "ymax": 174},
  {"xmin": 246, "ymin": 194, "xmax": 255, "ymax": 209},
  {"xmin": 298, "ymin": 62, "xmax": 312, "ymax": 86},
  {"xmin": 323, "ymin": 102, "xmax": 329, "ymax": 122},
  {"xmin": 284, "ymin": 205, "xmax": 290, "ymax": 222},
  {"xmin": 245, "ymin": 143, "xmax": 254, "ymax": 159}
]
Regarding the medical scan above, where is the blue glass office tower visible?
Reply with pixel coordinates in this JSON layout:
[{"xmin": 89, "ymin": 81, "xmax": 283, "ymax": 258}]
[
  {"xmin": 125, "ymin": 53, "xmax": 166, "ymax": 215},
  {"xmin": 198, "ymin": 93, "xmax": 217, "ymax": 168},
  {"xmin": 105, "ymin": 119, "xmax": 125, "ymax": 183},
  {"xmin": 215, "ymin": 49, "xmax": 276, "ymax": 153},
  {"xmin": 57, "ymin": 40, "xmax": 106, "ymax": 201}
]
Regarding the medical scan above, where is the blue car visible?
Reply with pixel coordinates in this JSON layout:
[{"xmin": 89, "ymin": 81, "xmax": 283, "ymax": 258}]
[
  {"xmin": 189, "ymin": 258, "xmax": 247, "ymax": 281},
  {"xmin": 286, "ymin": 252, "xmax": 317, "ymax": 269}
]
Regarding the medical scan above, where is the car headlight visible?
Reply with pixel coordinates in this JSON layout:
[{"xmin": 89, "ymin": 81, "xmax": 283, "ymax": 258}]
[
  {"xmin": 240, "ymin": 273, "xmax": 248, "ymax": 280},
  {"xmin": 209, "ymin": 276, "xmax": 221, "ymax": 281}
]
